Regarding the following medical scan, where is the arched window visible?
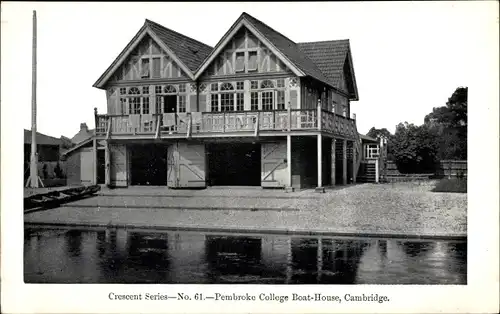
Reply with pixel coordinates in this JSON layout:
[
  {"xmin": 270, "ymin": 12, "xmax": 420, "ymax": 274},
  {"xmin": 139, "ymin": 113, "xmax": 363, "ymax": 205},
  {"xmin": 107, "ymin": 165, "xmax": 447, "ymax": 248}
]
[
  {"xmin": 164, "ymin": 85, "xmax": 177, "ymax": 94},
  {"xmin": 128, "ymin": 87, "xmax": 141, "ymax": 95},
  {"xmin": 260, "ymin": 80, "xmax": 274, "ymax": 89},
  {"xmin": 220, "ymin": 82, "xmax": 234, "ymax": 91}
]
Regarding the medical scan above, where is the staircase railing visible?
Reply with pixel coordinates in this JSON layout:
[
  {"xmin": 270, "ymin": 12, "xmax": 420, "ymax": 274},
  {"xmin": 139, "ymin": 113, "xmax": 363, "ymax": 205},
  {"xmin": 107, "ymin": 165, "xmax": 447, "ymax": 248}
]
[{"xmin": 352, "ymin": 114, "xmax": 362, "ymax": 182}]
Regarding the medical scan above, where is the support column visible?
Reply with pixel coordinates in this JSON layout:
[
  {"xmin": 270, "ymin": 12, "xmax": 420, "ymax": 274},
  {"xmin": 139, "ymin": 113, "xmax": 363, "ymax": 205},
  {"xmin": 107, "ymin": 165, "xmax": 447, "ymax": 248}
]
[
  {"xmin": 331, "ymin": 138, "xmax": 336, "ymax": 186},
  {"xmin": 342, "ymin": 139, "xmax": 347, "ymax": 185},
  {"xmin": 104, "ymin": 141, "xmax": 111, "ymax": 186},
  {"xmin": 285, "ymin": 237, "xmax": 292, "ymax": 284},
  {"xmin": 352, "ymin": 141, "xmax": 357, "ymax": 184},
  {"xmin": 286, "ymin": 135, "xmax": 293, "ymax": 191},
  {"xmin": 316, "ymin": 134, "xmax": 324, "ymax": 192},
  {"xmin": 93, "ymin": 138, "xmax": 97, "ymax": 185},
  {"xmin": 316, "ymin": 237, "xmax": 323, "ymax": 283}
]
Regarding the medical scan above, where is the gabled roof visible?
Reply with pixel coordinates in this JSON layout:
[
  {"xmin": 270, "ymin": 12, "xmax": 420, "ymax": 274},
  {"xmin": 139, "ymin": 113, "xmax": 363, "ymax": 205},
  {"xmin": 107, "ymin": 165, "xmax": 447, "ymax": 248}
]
[
  {"xmin": 24, "ymin": 129, "xmax": 62, "ymax": 146},
  {"xmin": 93, "ymin": 19, "xmax": 213, "ymax": 89},
  {"xmin": 241, "ymin": 13, "xmax": 333, "ymax": 87},
  {"xmin": 297, "ymin": 40, "xmax": 349, "ymax": 88},
  {"xmin": 145, "ymin": 19, "xmax": 213, "ymax": 72},
  {"xmin": 94, "ymin": 13, "xmax": 359, "ymax": 101},
  {"xmin": 193, "ymin": 12, "xmax": 358, "ymax": 99},
  {"xmin": 359, "ymin": 134, "xmax": 379, "ymax": 143},
  {"xmin": 61, "ymin": 137, "xmax": 94, "ymax": 157}
]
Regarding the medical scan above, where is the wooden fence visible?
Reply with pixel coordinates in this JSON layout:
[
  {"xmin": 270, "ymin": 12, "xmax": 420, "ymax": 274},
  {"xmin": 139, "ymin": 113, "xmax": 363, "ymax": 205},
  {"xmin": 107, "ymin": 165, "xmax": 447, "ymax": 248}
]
[{"xmin": 383, "ymin": 160, "xmax": 467, "ymax": 181}]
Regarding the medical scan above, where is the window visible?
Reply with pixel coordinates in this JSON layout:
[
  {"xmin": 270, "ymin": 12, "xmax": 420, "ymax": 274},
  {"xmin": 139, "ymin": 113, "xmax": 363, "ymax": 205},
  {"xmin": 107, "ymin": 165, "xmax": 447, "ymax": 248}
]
[
  {"xmin": 129, "ymin": 97, "xmax": 141, "ymax": 114},
  {"xmin": 155, "ymin": 85, "xmax": 162, "ymax": 94},
  {"xmin": 236, "ymin": 93, "xmax": 244, "ymax": 111},
  {"xmin": 211, "ymin": 94, "xmax": 219, "ymax": 112},
  {"xmin": 152, "ymin": 58, "xmax": 161, "ymax": 78},
  {"xmin": 141, "ymin": 58, "xmax": 150, "ymax": 78},
  {"xmin": 211, "ymin": 83, "xmax": 218, "ymax": 92},
  {"xmin": 248, "ymin": 51, "xmax": 258, "ymax": 71},
  {"xmin": 261, "ymin": 80, "xmax": 274, "ymax": 89},
  {"xmin": 221, "ymin": 82, "xmax": 234, "ymax": 91},
  {"xmin": 277, "ymin": 79, "xmax": 285, "ymax": 88},
  {"xmin": 142, "ymin": 86, "xmax": 149, "ymax": 94},
  {"xmin": 277, "ymin": 90, "xmax": 285, "ymax": 110},
  {"xmin": 261, "ymin": 91, "xmax": 273, "ymax": 110},
  {"xmin": 236, "ymin": 81, "xmax": 244, "ymax": 90},
  {"xmin": 251, "ymin": 92, "xmax": 259, "ymax": 110},
  {"xmin": 250, "ymin": 80, "xmax": 258, "ymax": 90},
  {"xmin": 178, "ymin": 84, "xmax": 186, "ymax": 93},
  {"xmin": 164, "ymin": 85, "xmax": 176, "ymax": 94},
  {"xmin": 142, "ymin": 97, "xmax": 150, "ymax": 114},
  {"xmin": 178, "ymin": 95, "xmax": 186, "ymax": 112},
  {"xmin": 221, "ymin": 93, "xmax": 234, "ymax": 111},
  {"xmin": 120, "ymin": 88, "xmax": 127, "ymax": 95},
  {"xmin": 155, "ymin": 96, "xmax": 164, "ymax": 113},
  {"xmin": 129, "ymin": 87, "xmax": 140, "ymax": 95},
  {"xmin": 235, "ymin": 52, "xmax": 245, "ymax": 72},
  {"xmin": 120, "ymin": 98, "xmax": 127, "ymax": 114}
]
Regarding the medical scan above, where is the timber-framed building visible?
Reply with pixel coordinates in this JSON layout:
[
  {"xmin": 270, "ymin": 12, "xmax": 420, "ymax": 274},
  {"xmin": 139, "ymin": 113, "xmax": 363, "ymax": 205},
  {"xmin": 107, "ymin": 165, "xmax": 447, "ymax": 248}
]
[{"xmin": 66, "ymin": 12, "xmax": 382, "ymax": 190}]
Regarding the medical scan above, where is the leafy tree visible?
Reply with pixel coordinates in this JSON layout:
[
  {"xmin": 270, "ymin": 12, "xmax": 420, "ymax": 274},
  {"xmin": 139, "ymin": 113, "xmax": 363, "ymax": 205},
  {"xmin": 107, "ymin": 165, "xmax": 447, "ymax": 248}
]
[
  {"xmin": 367, "ymin": 127, "xmax": 392, "ymax": 140},
  {"xmin": 366, "ymin": 127, "xmax": 394, "ymax": 160},
  {"xmin": 424, "ymin": 87, "xmax": 467, "ymax": 159},
  {"xmin": 392, "ymin": 122, "xmax": 439, "ymax": 173}
]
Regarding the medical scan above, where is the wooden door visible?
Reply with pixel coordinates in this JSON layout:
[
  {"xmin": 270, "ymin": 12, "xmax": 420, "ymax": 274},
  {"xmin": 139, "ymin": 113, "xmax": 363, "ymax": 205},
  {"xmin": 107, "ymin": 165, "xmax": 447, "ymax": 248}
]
[
  {"xmin": 110, "ymin": 144, "xmax": 128, "ymax": 187},
  {"xmin": 80, "ymin": 150, "xmax": 94, "ymax": 186},
  {"xmin": 167, "ymin": 144, "xmax": 177, "ymax": 187},
  {"xmin": 178, "ymin": 143, "xmax": 206, "ymax": 188},
  {"xmin": 167, "ymin": 142, "xmax": 206, "ymax": 188},
  {"xmin": 261, "ymin": 141, "xmax": 288, "ymax": 187}
]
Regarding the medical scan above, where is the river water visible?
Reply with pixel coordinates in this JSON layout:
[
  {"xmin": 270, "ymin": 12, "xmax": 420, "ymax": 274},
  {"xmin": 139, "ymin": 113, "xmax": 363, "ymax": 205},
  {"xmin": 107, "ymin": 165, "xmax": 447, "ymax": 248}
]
[{"xmin": 24, "ymin": 226, "xmax": 466, "ymax": 284}]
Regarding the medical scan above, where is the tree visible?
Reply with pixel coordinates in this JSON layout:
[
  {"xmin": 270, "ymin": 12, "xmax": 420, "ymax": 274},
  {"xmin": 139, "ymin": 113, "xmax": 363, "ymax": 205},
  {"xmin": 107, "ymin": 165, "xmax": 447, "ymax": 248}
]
[
  {"xmin": 424, "ymin": 87, "xmax": 467, "ymax": 159},
  {"xmin": 392, "ymin": 122, "xmax": 439, "ymax": 173},
  {"xmin": 366, "ymin": 127, "xmax": 394, "ymax": 160}
]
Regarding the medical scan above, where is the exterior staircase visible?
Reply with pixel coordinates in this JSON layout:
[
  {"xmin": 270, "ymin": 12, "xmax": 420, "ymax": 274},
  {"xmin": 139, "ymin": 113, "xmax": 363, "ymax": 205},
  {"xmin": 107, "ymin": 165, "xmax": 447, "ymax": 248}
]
[{"xmin": 357, "ymin": 161, "xmax": 377, "ymax": 183}]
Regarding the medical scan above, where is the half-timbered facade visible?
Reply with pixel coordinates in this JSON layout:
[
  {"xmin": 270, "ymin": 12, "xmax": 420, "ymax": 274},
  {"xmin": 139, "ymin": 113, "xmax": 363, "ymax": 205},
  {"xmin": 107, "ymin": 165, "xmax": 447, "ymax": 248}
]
[{"xmin": 89, "ymin": 12, "xmax": 377, "ymax": 190}]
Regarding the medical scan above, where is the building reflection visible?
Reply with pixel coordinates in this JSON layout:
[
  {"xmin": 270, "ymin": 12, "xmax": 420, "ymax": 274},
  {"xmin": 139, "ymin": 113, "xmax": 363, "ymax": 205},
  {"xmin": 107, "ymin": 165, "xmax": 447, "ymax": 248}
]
[
  {"xmin": 65, "ymin": 229, "xmax": 83, "ymax": 257},
  {"xmin": 397, "ymin": 241, "xmax": 435, "ymax": 257},
  {"xmin": 24, "ymin": 227, "xmax": 467, "ymax": 284},
  {"xmin": 205, "ymin": 235, "xmax": 264, "ymax": 283}
]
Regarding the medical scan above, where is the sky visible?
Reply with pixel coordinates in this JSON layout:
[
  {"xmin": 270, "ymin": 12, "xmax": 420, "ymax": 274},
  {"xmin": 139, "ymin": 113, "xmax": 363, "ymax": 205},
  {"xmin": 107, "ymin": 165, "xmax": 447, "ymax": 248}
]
[{"xmin": 1, "ymin": 1, "xmax": 498, "ymax": 139}]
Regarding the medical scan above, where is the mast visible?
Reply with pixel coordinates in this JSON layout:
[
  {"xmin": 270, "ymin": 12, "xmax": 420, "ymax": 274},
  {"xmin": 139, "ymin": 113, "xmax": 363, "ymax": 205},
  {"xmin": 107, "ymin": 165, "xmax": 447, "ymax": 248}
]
[{"xmin": 28, "ymin": 10, "xmax": 40, "ymax": 188}]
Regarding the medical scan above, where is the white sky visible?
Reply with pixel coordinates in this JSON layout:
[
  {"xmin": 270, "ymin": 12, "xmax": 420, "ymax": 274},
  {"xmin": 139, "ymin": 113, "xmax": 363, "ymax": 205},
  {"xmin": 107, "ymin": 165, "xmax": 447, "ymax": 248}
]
[{"xmin": 1, "ymin": 1, "xmax": 498, "ymax": 138}]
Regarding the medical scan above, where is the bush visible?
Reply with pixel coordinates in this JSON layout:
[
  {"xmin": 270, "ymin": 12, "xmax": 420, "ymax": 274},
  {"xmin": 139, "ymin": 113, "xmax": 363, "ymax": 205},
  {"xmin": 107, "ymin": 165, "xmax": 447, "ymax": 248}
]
[
  {"xmin": 432, "ymin": 177, "xmax": 467, "ymax": 193},
  {"xmin": 392, "ymin": 122, "xmax": 439, "ymax": 174}
]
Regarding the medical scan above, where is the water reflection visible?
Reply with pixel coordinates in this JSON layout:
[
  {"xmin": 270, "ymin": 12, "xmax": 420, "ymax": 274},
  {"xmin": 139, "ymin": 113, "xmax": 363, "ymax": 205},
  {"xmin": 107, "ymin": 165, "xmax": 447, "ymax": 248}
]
[{"xmin": 24, "ymin": 227, "xmax": 467, "ymax": 284}]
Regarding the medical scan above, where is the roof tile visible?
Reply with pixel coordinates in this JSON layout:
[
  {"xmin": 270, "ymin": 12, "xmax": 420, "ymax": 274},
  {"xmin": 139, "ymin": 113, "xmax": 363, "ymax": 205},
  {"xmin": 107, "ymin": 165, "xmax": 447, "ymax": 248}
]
[
  {"xmin": 146, "ymin": 19, "xmax": 213, "ymax": 72},
  {"xmin": 242, "ymin": 13, "xmax": 334, "ymax": 87},
  {"xmin": 297, "ymin": 40, "xmax": 350, "ymax": 89}
]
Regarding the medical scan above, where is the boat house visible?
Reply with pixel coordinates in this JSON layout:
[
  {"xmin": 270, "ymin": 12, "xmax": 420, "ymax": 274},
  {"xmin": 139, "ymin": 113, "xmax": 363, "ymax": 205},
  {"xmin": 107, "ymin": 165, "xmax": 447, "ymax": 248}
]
[{"xmin": 89, "ymin": 12, "xmax": 380, "ymax": 190}]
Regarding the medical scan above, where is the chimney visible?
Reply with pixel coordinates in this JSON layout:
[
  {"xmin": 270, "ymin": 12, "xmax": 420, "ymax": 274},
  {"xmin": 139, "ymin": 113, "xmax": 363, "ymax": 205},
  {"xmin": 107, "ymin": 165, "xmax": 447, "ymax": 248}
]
[{"xmin": 80, "ymin": 123, "xmax": 88, "ymax": 132}]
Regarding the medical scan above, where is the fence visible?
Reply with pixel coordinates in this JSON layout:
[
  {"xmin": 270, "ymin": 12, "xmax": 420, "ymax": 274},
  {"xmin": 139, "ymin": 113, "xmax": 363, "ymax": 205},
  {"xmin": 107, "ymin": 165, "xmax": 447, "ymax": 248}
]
[
  {"xmin": 435, "ymin": 160, "xmax": 467, "ymax": 178},
  {"xmin": 383, "ymin": 160, "xmax": 467, "ymax": 182}
]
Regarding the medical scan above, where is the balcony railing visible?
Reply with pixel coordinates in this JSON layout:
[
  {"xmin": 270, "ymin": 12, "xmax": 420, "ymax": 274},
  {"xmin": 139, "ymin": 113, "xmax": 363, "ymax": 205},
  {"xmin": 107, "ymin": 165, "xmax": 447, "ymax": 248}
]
[{"xmin": 95, "ymin": 109, "xmax": 357, "ymax": 139}]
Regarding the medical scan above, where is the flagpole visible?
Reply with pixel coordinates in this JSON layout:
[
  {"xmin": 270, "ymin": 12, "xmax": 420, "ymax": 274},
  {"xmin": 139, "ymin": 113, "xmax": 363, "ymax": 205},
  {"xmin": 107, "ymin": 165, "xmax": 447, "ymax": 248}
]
[{"xmin": 29, "ymin": 10, "xmax": 39, "ymax": 188}]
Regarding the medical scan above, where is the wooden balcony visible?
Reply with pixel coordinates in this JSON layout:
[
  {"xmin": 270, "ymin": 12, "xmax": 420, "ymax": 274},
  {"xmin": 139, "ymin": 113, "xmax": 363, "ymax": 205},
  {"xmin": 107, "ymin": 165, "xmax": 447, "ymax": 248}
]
[{"xmin": 95, "ymin": 109, "xmax": 358, "ymax": 140}]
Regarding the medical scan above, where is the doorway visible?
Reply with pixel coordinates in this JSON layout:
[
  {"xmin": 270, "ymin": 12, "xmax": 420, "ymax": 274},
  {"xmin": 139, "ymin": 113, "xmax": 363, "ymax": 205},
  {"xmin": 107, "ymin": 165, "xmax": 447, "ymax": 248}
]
[
  {"xmin": 207, "ymin": 143, "xmax": 261, "ymax": 186},
  {"xmin": 164, "ymin": 95, "xmax": 177, "ymax": 113},
  {"xmin": 129, "ymin": 144, "xmax": 168, "ymax": 185},
  {"xmin": 97, "ymin": 149, "xmax": 105, "ymax": 184}
]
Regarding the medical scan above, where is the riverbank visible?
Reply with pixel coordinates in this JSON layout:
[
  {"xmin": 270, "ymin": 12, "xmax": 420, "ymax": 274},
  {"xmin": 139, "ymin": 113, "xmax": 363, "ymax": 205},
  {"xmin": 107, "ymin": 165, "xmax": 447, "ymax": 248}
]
[{"xmin": 24, "ymin": 181, "xmax": 467, "ymax": 239}]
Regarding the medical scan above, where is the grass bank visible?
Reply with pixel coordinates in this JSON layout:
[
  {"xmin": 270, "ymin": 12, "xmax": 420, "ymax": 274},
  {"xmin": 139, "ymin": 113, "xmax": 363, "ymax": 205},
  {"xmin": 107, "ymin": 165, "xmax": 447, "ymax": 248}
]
[{"xmin": 432, "ymin": 177, "xmax": 467, "ymax": 193}]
